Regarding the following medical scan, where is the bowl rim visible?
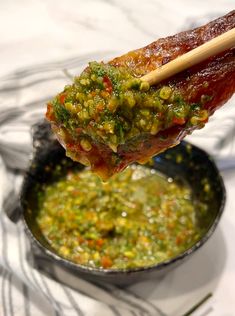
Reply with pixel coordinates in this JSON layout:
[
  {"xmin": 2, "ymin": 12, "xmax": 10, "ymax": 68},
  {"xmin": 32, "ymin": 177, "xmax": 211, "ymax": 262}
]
[{"xmin": 21, "ymin": 141, "xmax": 226, "ymax": 276}]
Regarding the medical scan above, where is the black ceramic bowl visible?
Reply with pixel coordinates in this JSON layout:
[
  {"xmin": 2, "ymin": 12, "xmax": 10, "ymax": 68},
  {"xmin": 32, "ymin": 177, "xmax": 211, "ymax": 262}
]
[{"xmin": 20, "ymin": 121, "xmax": 226, "ymax": 285}]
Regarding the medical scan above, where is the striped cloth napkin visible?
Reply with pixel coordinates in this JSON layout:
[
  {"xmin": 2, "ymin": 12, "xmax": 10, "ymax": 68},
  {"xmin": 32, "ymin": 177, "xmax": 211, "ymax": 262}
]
[{"xmin": 0, "ymin": 53, "xmax": 234, "ymax": 316}]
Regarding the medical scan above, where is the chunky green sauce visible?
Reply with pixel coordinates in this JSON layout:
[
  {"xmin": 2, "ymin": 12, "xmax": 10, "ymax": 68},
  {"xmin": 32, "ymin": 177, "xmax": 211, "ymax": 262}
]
[
  {"xmin": 48, "ymin": 62, "xmax": 208, "ymax": 152},
  {"xmin": 37, "ymin": 165, "xmax": 207, "ymax": 269}
]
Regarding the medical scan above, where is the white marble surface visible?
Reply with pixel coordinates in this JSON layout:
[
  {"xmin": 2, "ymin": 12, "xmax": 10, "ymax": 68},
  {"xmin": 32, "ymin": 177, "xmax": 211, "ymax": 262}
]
[
  {"xmin": 0, "ymin": 1, "xmax": 235, "ymax": 315},
  {"xmin": 0, "ymin": 0, "xmax": 234, "ymax": 76}
]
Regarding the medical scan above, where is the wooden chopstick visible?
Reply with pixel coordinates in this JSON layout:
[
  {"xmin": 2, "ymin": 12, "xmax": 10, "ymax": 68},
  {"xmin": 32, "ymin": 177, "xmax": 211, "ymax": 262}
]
[{"xmin": 141, "ymin": 28, "xmax": 235, "ymax": 86}]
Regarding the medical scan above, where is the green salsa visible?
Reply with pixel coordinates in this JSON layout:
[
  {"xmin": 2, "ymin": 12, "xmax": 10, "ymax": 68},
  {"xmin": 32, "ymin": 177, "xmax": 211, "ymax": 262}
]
[
  {"xmin": 47, "ymin": 62, "xmax": 209, "ymax": 153},
  {"xmin": 36, "ymin": 164, "xmax": 207, "ymax": 270}
]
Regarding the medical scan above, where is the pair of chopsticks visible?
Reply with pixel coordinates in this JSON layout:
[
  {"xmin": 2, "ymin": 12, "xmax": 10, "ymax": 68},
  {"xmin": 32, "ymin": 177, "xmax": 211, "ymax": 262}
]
[{"xmin": 141, "ymin": 28, "xmax": 235, "ymax": 86}]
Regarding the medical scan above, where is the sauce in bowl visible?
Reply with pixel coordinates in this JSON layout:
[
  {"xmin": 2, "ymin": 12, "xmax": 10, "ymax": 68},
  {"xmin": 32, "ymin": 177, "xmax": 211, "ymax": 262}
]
[{"xmin": 36, "ymin": 164, "xmax": 208, "ymax": 270}]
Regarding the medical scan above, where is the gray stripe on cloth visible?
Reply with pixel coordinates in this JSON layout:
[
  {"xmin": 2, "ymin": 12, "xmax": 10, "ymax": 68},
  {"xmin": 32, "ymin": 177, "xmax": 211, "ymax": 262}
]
[
  {"xmin": 17, "ymin": 224, "xmax": 61, "ymax": 316},
  {"xmin": 95, "ymin": 283, "xmax": 152, "ymax": 316},
  {"xmin": 62, "ymin": 286, "xmax": 84, "ymax": 316},
  {"xmin": 0, "ymin": 75, "xmax": 66, "ymax": 93},
  {"xmin": 1, "ymin": 269, "xmax": 8, "ymax": 316},
  {"xmin": 0, "ymin": 109, "xmax": 24, "ymax": 125},
  {"xmin": 0, "ymin": 145, "xmax": 30, "ymax": 159},
  {"xmin": 0, "ymin": 216, "xmax": 11, "ymax": 271},
  {"xmin": 8, "ymin": 273, "xmax": 14, "ymax": 316},
  {"xmin": 21, "ymin": 230, "xmax": 61, "ymax": 316},
  {"xmin": 23, "ymin": 284, "xmax": 30, "ymax": 316},
  {"xmin": 50, "ymin": 263, "xmax": 144, "ymax": 315},
  {"xmin": 1, "ymin": 199, "xmax": 23, "ymax": 316},
  {"xmin": 0, "ymin": 51, "xmax": 116, "ymax": 81},
  {"xmin": 0, "ymin": 99, "xmax": 49, "ymax": 121},
  {"xmin": 38, "ymin": 274, "xmax": 64, "ymax": 316},
  {"xmin": 17, "ymin": 97, "xmax": 50, "ymax": 110},
  {"xmin": 129, "ymin": 310, "xmax": 138, "ymax": 316},
  {"xmin": 16, "ymin": 225, "xmax": 38, "ymax": 291},
  {"xmin": 122, "ymin": 288, "xmax": 167, "ymax": 316},
  {"xmin": 108, "ymin": 305, "xmax": 123, "ymax": 316}
]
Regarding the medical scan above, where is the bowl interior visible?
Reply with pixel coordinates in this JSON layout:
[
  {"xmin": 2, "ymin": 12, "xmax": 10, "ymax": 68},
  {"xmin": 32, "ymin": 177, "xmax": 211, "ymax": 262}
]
[{"xmin": 21, "ymin": 131, "xmax": 225, "ymax": 281}]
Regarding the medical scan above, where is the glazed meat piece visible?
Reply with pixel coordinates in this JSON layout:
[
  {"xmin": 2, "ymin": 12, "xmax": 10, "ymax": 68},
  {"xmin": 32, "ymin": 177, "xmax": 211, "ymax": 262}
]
[{"xmin": 46, "ymin": 11, "xmax": 235, "ymax": 180}]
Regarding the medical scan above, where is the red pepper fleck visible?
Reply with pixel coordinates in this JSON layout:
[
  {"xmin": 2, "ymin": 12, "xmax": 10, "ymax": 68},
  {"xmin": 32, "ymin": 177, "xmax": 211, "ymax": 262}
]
[
  {"xmin": 97, "ymin": 103, "xmax": 105, "ymax": 112},
  {"xmin": 103, "ymin": 75, "xmax": 113, "ymax": 93},
  {"xmin": 101, "ymin": 256, "xmax": 113, "ymax": 268},
  {"xmin": 96, "ymin": 239, "xmax": 105, "ymax": 247},
  {"xmin": 78, "ymin": 236, "xmax": 85, "ymax": 244},
  {"xmin": 76, "ymin": 127, "xmax": 83, "ymax": 134},
  {"xmin": 176, "ymin": 235, "xmax": 183, "ymax": 245},
  {"xmin": 173, "ymin": 117, "xmax": 186, "ymax": 125},
  {"xmin": 59, "ymin": 93, "xmax": 66, "ymax": 104},
  {"xmin": 46, "ymin": 103, "xmax": 55, "ymax": 121},
  {"xmin": 67, "ymin": 143, "xmax": 77, "ymax": 150}
]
